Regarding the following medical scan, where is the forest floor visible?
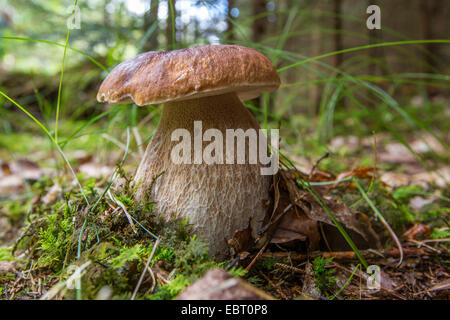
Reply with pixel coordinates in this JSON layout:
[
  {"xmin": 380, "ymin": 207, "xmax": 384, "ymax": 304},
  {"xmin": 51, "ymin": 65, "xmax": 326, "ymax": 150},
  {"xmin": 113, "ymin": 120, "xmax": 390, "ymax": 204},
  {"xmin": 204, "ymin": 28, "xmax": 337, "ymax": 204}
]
[{"xmin": 0, "ymin": 109, "xmax": 449, "ymax": 300}]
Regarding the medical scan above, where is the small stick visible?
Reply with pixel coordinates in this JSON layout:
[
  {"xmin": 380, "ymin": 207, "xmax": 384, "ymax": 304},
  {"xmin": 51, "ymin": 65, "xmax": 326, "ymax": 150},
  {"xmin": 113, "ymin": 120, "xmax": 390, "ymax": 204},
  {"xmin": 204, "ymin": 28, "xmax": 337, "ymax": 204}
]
[
  {"xmin": 38, "ymin": 278, "xmax": 42, "ymax": 296},
  {"xmin": 274, "ymin": 262, "xmax": 304, "ymax": 274},
  {"xmin": 258, "ymin": 271, "xmax": 288, "ymax": 300},
  {"xmin": 156, "ymin": 272, "xmax": 170, "ymax": 285},
  {"xmin": 146, "ymin": 265, "xmax": 157, "ymax": 293},
  {"xmin": 408, "ymin": 239, "xmax": 442, "ymax": 253},
  {"xmin": 3, "ymin": 284, "xmax": 8, "ymax": 300},
  {"xmin": 261, "ymin": 248, "xmax": 430, "ymax": 261},
  {"xmin": 258, "ymin": 204, "xmax": 292, "ymax": 235},
  {"xmin": 415, "ymin": 238, "xmax": 450, "ymax": 244},
  {"xmin": 131, "ymin": 237, "xmax": 161, "ymax": 300},
  {"xmin": 245, "ymin": 240, "xmax": 269, "ymax": 271},
  {"xmin": 309, "ymin": 152, "xmax": 330, "ymax": 180}
]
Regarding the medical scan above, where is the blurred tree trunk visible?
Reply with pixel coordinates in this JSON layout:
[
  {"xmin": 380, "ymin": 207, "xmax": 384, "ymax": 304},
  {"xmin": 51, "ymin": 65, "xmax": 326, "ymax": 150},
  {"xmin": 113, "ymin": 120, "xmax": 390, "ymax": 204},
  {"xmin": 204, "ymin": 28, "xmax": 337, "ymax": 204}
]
[
  {"xmin": 252, "ymin": 0, "xmax": 266, "ymax": 44},
  {"xmin": 227, "ymin": 0, "xmax": 235, "ymax": 42},
  {"xmin": 143, "ymin": 0, "xmax": 159, "ymax": 52},
  {"xmin": 194, "ymin": 19, "xmax": 200, "ymax": 42},
  {"xmin": 419, "ymin": 0, "xmax": 440, "ymax": 74},
  {"xmin": 103, "ymin": 0, "xmax": 110, "ymax": 27},
  {"xmin": 332, "ymin": 0, "xmax": 343, "ymax": 68},
  {"xmin": 310, "ymin": 2, "xmax": 323, "ymax": 116},
  {"xmin": 367, "ymin": 0, "xmax": 384, "ymax": 76},
  {"xmin": 250, "ymin": 0, "xmax": 267, "ymax": 110},
  {"xmin": 166, "ymin": 0, "xmax": 176, "ymax": 49}
]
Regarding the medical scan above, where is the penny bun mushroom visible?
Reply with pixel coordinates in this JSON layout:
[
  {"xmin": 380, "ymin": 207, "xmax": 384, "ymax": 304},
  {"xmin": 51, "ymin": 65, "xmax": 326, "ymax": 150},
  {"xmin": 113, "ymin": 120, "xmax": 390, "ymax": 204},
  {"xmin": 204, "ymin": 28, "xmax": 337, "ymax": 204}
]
[{"xmin": 97, "ymin": 44, "xmax": 280, "ymax": 256}]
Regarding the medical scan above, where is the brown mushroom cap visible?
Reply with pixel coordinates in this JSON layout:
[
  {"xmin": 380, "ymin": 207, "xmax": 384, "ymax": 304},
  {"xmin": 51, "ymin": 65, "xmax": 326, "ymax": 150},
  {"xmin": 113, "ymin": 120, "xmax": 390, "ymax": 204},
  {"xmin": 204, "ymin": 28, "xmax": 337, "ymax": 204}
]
[{"xmin": 97, "ymin": 44, "xmax": 280, "ymax": 106}]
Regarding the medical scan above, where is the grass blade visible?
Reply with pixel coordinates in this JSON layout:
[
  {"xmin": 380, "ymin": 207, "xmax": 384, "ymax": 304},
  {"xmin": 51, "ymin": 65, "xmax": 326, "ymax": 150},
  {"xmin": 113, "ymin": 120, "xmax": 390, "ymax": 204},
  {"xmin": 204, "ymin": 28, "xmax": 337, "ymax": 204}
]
[
  {"xmin": 55, "ymin": 0, "xmax": 79, "ymax": 143},
  {"xmin": 0, "ymin": 89, "xmax": 89, "ymax": 205},
  {"xmin": 0, "ymin": 36, "xmax": 108, "ymax": 71},
  {"xmin": 353, "ymin": 178, "xmax": 403, "ymax": 267},
  {"xmin": 278, "ymin": 40, "xmax": 450, "ymax": 73}
]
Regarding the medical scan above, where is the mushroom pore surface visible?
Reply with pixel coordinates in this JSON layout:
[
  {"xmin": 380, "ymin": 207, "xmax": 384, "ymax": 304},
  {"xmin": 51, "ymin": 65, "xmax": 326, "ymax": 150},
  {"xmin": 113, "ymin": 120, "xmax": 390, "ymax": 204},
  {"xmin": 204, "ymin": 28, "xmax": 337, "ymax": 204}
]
[{"xmin": 134, "ymin": 92, "xmax": 271, "ymax": 257}]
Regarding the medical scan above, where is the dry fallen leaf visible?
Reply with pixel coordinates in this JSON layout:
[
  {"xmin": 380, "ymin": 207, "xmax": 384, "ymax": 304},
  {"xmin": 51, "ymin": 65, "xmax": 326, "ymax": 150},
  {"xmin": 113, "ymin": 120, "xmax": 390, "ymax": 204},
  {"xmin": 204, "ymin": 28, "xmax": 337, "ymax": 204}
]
[
  {"xmin": 1, "ymin": 162, "xmax": 12, "ymax": 176},
  {"xmin": 379, "ymin": 143, "xmax": 417, "ymax": 164},
  {"xmin": 0, "ymin": 261, "xmax": 16, "ymax": 273},
  {"xmin": 281, "ymin": 170, "xmax": 381, "ymax": 249},
  {"xmin": 78, "ymin": 162, "xmax": 114, "ymax": 178},
  {"xmin": 381, "ymin": 167, "xmax": 450, "ymax": 189},
  {"xmin": 335, "ymin": 166, "xmax": 377, "ymax": 182},
  {"xmin": 42, "ymin": 183, "xmax": 62, "ymax": 205},
  {"xmin": 329, "ymin": 135, "xmax": 360, "ymax": 153},
  {"xmin": 426, "ymin": 279, "xmax": 450, "ymax": 293},
  {"xmin": 0, "ymin": 159, "xmax": 51, "ymax": 198},
  {"xmin": 409, "ymin": 196, "xmax": 436, "ymax": 211},
  {"xmin": 228, "ymin": 167, "xmax": 382, "ymax": 255},
  {"xmin": 0, "ymin": 175, "xmax": 24, "ymax": 196},
  {"xmin": 271, "ymin": 209, "xmax": 319, "ymax": 249},
  {"xmin": 227, "ymin": 218, "xmax": 255, "ymax": 256},
  {"xmin": 410, "ymin": 133, "xmax": 447, "ymax": 155},
  {"xmin": 411, "ymin": 167, "xmax": 450, "ymax": 188},
  {"xmin": 379, "ymin": 270, "xmax": 396, "ymax": 291},
  {"xmin": 177, "ymin": 269, "xmax": 274, "ymax": 300},
  {"xmin": 402, "ymin": 224, "xmax": 431, "ymax": 240},
  {"xmin": 380, "ymin": 172, "xmax": 410, "ymax": 188}
]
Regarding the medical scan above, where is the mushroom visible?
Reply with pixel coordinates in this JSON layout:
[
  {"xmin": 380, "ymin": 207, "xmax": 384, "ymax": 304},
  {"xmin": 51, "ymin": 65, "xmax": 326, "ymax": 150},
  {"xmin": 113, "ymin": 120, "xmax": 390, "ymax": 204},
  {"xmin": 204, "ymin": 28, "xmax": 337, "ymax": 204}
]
[{"xmin": 97, "ymin": 45, "xmax": 280, "ymax": 256}]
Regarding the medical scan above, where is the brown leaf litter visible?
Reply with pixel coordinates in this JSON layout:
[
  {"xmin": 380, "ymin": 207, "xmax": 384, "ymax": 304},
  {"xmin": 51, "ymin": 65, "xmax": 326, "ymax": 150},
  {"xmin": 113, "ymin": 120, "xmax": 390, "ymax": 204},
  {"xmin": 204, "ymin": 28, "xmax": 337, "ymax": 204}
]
[{"xmin": 225, "ymin": 163, "xmax": 449, "ymax": 300}]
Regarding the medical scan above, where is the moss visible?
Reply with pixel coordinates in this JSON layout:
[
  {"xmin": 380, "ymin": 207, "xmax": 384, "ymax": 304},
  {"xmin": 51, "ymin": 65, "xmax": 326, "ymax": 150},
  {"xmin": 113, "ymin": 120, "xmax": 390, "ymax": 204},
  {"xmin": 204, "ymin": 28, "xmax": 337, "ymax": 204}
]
[
  {"xmin": 0, "ymin": 247, "xmax": 17, "ymax": 261},
  {"xmin": 148, "ymin": 274, "xmax": 191, "ymax": 300},
  {"xmin": 108, "ymin": 244, "xmax": 145, "ymax": 269},
  {"xmin": 5, "ymin": 140, "xmax": 444, "ymax": 299},
  {"xmin": 430, "ymin": 228, "xmax": 450, "ymax": 240},
  {"xmin": 312, "ymin": 256, "xmax": 337, "ymax": 297},
  {"xmin": 3, "ymin": 171, "xmax": 240, "ymax": 299},
  {"xmin": 0, "ymin": 273, "xmax": 16, "ymax": 282},
  {"xmin": 391, "ymin": 185, "xmax": 425, "ymax": 201},
  {"xmin": 1, "ymin": 200, "xmax": 32, "ymax": 225},
  {"xmin": 246, "ymin": 275, "xmax": 265, "ymax": 287},
  {"xmin": 340, "ymin": 181, "xmax": 416, "ymax": 234},
  {"xmin": 37, "ymin": 209, "xmax": 75, "ymax": 269}
]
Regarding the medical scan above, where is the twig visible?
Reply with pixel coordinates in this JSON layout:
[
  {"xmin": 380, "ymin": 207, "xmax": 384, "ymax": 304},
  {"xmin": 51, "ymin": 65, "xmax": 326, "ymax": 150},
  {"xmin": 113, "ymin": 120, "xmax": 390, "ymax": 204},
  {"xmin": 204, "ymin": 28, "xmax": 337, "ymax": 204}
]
[
  {"xmin": 38, "ymin": 278, "xmax": 42, "ymax": 296},
  {"xmin": 131, "ymin": 237, "xmax": 161, "ymax": 300},
  {"xmin": 258, "ymin": 204, "xmax": 292, "ymax": 235},
  {"xmin": 408, "ymin": 239, "xmax": 441, "ymax": 254},
  {"xmin": 308, "ymin": 152, "xmax": 330, "ymax": 180},
  {"xmin": 156, "ymin": 272, "xmax": 170, "ymax": 285},
  {"xmin": 146, "ymin": 266, "xmax": 157, "ymax": 293},
  {"xmin": 258, "ymin": 271, "xmax": 288, "ymax": 300},
  {"xmin": 416, "ymin": 238, "xmax": 450, "ymax": 244},
  {"xmin": 261, "ymin": 248, "xmax": 430, "ymax": 261},
  {"xmin": 245, "ymin": 240, "xmax": 269, "ymax": 271},
  {"xmin": 274, "ymin": 262, "xmax": 304, "ymax": 274}
]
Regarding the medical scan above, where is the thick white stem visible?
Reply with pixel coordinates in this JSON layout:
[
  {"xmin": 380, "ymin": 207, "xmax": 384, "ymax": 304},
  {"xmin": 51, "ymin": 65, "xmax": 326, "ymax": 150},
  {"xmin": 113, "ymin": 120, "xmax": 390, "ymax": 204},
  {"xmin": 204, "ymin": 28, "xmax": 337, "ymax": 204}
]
[{"xmin": 134, "ymin": 93, "xmax": 271, "ymax": 256}]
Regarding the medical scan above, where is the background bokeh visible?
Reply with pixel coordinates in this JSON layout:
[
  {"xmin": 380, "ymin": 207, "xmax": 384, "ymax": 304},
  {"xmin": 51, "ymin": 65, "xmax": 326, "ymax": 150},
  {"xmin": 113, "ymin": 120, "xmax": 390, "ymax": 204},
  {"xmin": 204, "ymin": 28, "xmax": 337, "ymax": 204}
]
[{"xmin": 0, "ymin": 0, "xmax": 449, "ymax": 171}]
